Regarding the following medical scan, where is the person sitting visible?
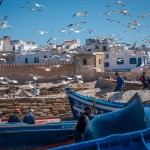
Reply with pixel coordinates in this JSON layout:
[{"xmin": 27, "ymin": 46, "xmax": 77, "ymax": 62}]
[
  {"xmin": 23, "ymin": 109, "xmax": 36, "ymax": 124},
  {"xmin": 8, "ymin": 108, "xmax": 22, "ymax": 123},
  {"xmin": 75, "ymin": 106, "xmax": 92, "ymax": 143},
  {"xmin": 114, "ymin": 72, "xmax": 125, "ymax": 91}
]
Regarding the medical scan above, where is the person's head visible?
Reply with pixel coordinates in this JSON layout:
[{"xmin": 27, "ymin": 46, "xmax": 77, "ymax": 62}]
[
  {"xmin": 84, "ymin": 106, "xmax": 92, "ymax": 115},
  {"xmin": 143, "ymin": 72, "xmax": 145, "ymax": 75},
  {"xmin": 15, "ymin": 108, "xmax": 21, "ymax": 115},
  {"xmin": 29, "ymin": 109, "xmax": 34, "ymax": 114},
  {"xmin": 115, "ymin": 72, "xmax": 119, "ymax": 77},
  {"xmin": 0, "ymin": 112, "xmax": 3, "ymax": 118}
]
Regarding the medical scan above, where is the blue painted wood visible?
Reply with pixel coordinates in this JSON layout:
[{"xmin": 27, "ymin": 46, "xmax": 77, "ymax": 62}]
[
  {"xmin": 0, "ymin": 120, "xmax": 77, "ymax": 149},
  {"xmin": 65, "ymin": 87, "xmax": 150, "ymax": 120},
  {"xmin": 49, "ymin": 127, "xmax": 150, "ymax": 150},
  {"xmin": 84, "ymin": 93, "xmax": 149, "ymax": 140},
  {"xmin": 49, "ymin": 93, "xmax": 150, "ymax": 150}
]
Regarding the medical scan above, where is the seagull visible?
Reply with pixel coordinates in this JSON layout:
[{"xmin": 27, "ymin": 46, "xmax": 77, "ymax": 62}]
[
  {"xmin": 67, "ymin": 21, "xmax": 86, "ymax": 27},
  {"xmin": 47, "ymin": 37, "xmax": 60, "ymax": 44},
  {"xmin": 34, "ymin": 30, "xmax": 49, "ymax": 35},
  {"xmin": 0, "ymin": 0, "xmax": 4, "ymax": 5},
  {"xmin": 28, "ymin": 74, "xmax": 44, "ymax": 80},
  {"xmin": 88, "ymin": 29, "xmax": 96, "ymax": 34},
  {"xmin": 120, "ymin": 10, "xmax": 132, "ymax": 17},
  {"xmin": 51, "ymin": 64, "xmax": 62, "ymax": 68},
  {"xmin": 116, "ymin": 1, "xmax": 125, "ymax": 6},
  {"xmin": 100, "ymin": 11, "xmax": 111, "ymax": 15},
  {"xmin": 107, "ymin": 19, "xmax": 120, "ymax": 24},
  {"xmin": 59, "ymin": 58, "xmax": 70, "ymax": 62},
  {"xmin": 21, "ymin": 6, "xmax": 42, "ymax": 11},
  {"xmin": 82, "ymin": 65, "xmax": 95, "ymax": 68},
  {"xmin": 38, "ymin": 66, "xmax": 52, "ymax": 71},
  {"xmin": 0, "ymin": 58, "xmax": 6, "ymax": 63},
  {"xmin": 26, "ymin": 2, "xmax": 46, "ymax": 8},
  {"xmin": 72, "ymin": 12, "xmax": 82, "ymax": 17},
  {"xmin": 60, "ymin": 29, "xmax": 67, "ymax": 33},
  {"xmin": 0, "ymin": 76, "xmax": 9, "ymax": 81},
  {"xmin": 72, "ymin": 11, "xmax": 87, "ymax": 17},
  {"xmin": 127, "ymin": 25, "xmax": 136, "ymax": 30},
  {"xmin": 49, "ymin": 55, "xmax": 61, "ymax": 59},
  {"xmin": 61, "ymin": 76, "xmax": 73, "ymax": 80}
]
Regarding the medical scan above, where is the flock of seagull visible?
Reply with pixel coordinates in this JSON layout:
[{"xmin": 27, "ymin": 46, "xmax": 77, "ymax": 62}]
[
  {"xmin": 0, "ymin": 0, "xmax": 150, "ymax": 97},
  {"xmin": 0, "ymin": 0, "xmax": 150, "ymax": 45}
]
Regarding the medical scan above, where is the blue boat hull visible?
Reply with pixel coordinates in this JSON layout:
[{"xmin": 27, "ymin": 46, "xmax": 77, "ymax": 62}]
[
  {"xmin": 84, "ymin": 93, "xmax": 150, "ymax": 140},
  {"xmin": 65, "ymin": 87, "xmax": 149, "ymax": 120},
  {"xmin": 49, "ymin": 93, "xmax": 150, "ymax": 150},
  {"xmin": 0, "ymin": 121, "xmax": 77, "ymax": 149},
  {"xmin": 49, "ymin": 127, "xmax": 150, "ymax": 150}
]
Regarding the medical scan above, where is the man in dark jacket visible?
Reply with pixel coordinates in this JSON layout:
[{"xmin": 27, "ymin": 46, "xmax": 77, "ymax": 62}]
[
  {"xmin": 75, "ymin": 106, "xmax": 92, "ymax": 143},
  {"xmin": 140, "ymin": 72, "xmax": 147, "ymax": 89},
  {"xmin": 23, "ymin": 109, "xmax": 36, "ymax": 124},
  {"xmin": 8, "ymin": 108, "xmax": 22, "ymax": 123}
]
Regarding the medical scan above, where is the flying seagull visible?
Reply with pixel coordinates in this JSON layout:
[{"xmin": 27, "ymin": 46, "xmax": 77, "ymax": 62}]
[
  {"xmin": 0, "ymin": 0, "xmax": 4, "ymax": 5},
  {"xmin": 26, "ymin": 2, "xmax": 46, "ymax": 8}
]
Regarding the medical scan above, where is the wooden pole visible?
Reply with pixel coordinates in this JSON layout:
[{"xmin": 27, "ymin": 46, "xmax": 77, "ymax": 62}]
[{"xmin": 93, "ymin": 96, "xmax": 96, "ymax": 116}]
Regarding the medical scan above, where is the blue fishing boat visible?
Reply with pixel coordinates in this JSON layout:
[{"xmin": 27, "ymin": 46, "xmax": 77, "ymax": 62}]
[
  {"xmin": 0, "ymin": 120, "xmax": 77, "ymax": 149},
  {"xmin": 49, "ymin": 93, "xmax": 150, "ymax": 150},
  {"xmin": 65, "ymin": 87, "xmax": 149, "ymax": 120},
  {"xmin": 48, "ymin": 127, "xmax": 150, "ymax": 150}
]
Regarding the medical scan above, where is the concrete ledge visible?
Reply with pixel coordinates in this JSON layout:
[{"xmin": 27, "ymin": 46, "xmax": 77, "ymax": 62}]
[{"xmin": 98, "ymin": 79, "xmax": 142, "ymax": 91}]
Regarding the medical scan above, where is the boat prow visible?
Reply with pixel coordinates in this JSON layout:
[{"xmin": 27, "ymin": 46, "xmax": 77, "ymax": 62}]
[{"xmin": 84, "ymin": 92, "xmax": 150, "ymax": 140}]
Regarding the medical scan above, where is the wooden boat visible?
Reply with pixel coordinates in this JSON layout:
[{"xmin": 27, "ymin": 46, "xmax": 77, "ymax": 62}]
[
  {"xmin": 65, "ymin": 87, "xmax": 150, "ymax": 120},
  {"xmin": 49, "ymin": 93, "xmax": 150, "ymax": 150},
  {"xmin": 0, "ymin": 120, "xmax": 77, "ymax": 149},
  {"xmin": 49, "ymin": 127, "xmax": 150, "ymax": 150},
  {"xmin": 84, "ymin": 92, "xmax": 150, "ymax": 140}
]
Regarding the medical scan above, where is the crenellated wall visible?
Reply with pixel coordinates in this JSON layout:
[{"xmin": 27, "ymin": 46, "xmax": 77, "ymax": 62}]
[{"xmin": 0, "ymin": 62, "xmax": 74, "ymax": 84}]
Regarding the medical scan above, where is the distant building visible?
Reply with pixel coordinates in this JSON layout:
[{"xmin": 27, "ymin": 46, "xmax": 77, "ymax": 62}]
[
  {"xmin": 0, "ymin": 36, "xmax": 37, "ymax": 52},
  {"xmin": 74, "ymin": 52, "xmax": 104, "ymax": 81},
  {"xmin": 14, "ymin": 39, "xmax": 80, "ymax": 64}
]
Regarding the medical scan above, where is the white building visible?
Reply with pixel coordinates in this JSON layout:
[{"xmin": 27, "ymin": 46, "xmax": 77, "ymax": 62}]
[
  {"xmin": 0, "ymin": 36, "xmax": 37, "ymax": 52},
  {"xmin": 14, "ymin": 39, "xmax": 80, "ymax": 64},
  {"xmin": 104, "ymin": 50, "xmax": 145, "ymax": 72},
  {"xmin": 76, "ymin": 38, "xmax": 150, "ymax": 72}
]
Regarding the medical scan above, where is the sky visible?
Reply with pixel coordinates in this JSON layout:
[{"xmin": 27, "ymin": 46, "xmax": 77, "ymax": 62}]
[{"xmin": 0, "ymin": 0, "xmax": 150, "ymax": 47}]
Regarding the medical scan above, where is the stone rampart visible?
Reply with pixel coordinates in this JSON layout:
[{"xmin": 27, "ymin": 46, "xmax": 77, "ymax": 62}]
[
  {"xmin": 0, "ymin": 94, "xmax": 71, "ymax": 120},
  {"xmin": 0, "ymin": 62, "xmax": 74, "ymax": 84}
]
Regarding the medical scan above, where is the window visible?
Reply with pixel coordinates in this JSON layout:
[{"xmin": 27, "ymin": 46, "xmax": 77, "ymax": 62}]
[
  {"xmin": 34, "ymin": 57, "xmax": 39, "ymax": 63},
  {"xmin": 13, "ymin": 46, "xmax": 15, "ymax": 51},
  {"xmin": 104, "ymin": 62, "xmax": 109, "ymax": 67},
  {"xmin": 25, "ymin": 58, "xmax": 28, "ymax": 64},
  {"xmin": 83, "ymin": 59, "xmax": 87, "ymax": 65},
  {"xmin": 117, "ymin": 58, "xmax": 124, "ymax": 65},
  {"xmin": 103, "ymin": 46, "xmax": 107, "ymax": 51},
  {"xmin": 129, "ymin": 58, "xmax": 136, "ymax": 64},
  {"xmin": 99, "ymin": 59, "xmax": 101, "ymax": 64},
  {"xmin": 44, "ymin": 55, "xmax": 47, "ymax": 58},
  {"xmin": 105, "ymin": 54, "xmax": 109, "ymax": 59},
  {"xmin": 136, "ymin": 57, "xmax": 142, "ymax": 67}
]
